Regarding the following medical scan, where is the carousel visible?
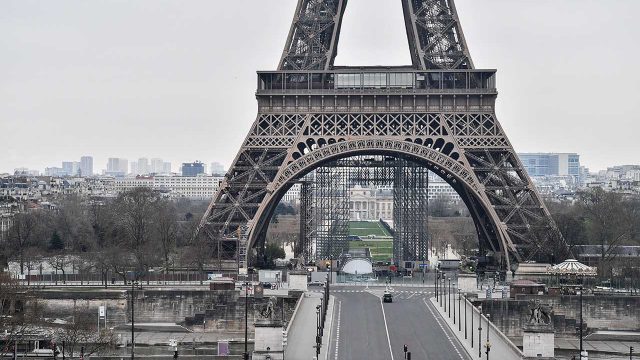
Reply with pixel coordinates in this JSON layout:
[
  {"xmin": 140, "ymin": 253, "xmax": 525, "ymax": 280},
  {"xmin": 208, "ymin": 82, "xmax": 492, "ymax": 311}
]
[{"xmin": 546, "ymin": 259, "xmax": 597, "ymax": 294}]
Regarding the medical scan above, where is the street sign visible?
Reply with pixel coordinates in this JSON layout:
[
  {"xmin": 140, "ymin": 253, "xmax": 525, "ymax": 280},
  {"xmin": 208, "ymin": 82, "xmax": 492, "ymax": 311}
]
[
  {"xmin": 418, "ymin": 264, "xmax": 429, "ymax": 268},
  {"xmin": 98, "ymin": 306, "xmax": 105, "ymax": 317}
]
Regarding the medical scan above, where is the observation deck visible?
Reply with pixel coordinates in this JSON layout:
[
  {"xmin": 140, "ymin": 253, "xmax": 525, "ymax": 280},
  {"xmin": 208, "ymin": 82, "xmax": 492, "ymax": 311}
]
[{"xmin": 257, "ymin": 68, "xmax": 497, "ymax": 95}]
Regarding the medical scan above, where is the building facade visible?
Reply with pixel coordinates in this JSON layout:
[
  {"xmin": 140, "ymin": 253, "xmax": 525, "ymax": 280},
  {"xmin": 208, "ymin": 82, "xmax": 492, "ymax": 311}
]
[
  {"xmin": 79, "ymin": 156, "xmax": 93, "ymax": 176},
  {"xmin": 181, "ymin": 162, "xmax": 205, "ymax": 177},
  {"xmin": 106, "ymin": 158, "xmax": 128, "ymax": 177},
  {"xmin": 518, "ymin": 153, "xmax": 580, "ymax": 178}
]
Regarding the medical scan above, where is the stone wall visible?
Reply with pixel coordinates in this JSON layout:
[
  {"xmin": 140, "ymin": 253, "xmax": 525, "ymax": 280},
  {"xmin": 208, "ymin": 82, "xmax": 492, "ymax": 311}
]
[
  {"xmin": 478, "ymin": 295, "xmax": 640, "ymax": 337},
  {"xmin": 32, "ymin": 288, "xmax": 298, "ymax": 334}
]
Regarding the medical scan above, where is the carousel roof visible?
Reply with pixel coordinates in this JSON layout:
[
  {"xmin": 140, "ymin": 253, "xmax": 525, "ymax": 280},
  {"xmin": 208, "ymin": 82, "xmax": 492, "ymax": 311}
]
[{"xmin": 546, "ymin": 259, "xmax": 597, "ymax": 276}]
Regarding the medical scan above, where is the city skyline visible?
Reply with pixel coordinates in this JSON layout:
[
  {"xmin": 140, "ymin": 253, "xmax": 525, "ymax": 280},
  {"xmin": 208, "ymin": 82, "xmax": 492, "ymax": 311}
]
[{"xmin": 2, "ymin": 0, "xmax": 640, "ymax": 174}]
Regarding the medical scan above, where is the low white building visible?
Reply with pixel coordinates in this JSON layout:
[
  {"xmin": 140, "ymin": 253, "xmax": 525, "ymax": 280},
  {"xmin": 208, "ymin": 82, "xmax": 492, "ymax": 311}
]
[
  {"xmin": 154, "ymin": 175, "xmax": 223, "ymax": 200},
  {"xmin": 112, "ymin": 175, "xmax": 223, "ymax": 200}
]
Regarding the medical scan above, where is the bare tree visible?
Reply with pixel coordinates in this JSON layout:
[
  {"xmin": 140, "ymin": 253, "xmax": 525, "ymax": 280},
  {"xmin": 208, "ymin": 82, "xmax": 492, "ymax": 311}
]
[
  {"xmin": 55, "ymin": 195, "xmax": 96, "ymax": 252},
  {"xmin": 115, "ymin": 188, "xmax": 162, "ymax": 281},
  {"xmin": 0, "ymin": 273, "xmax": 43, "ymax": 358},
  {"xmin": 6, "ymin": 213, "xmax": 39, "ymax": 275},
  {"xmin": 155, "ymin": 200, "xmax": 178, "ymax": 274},
  {"xmin": 54, "ymin": 306, "xmax": 116, "ymax": 358},
  {"xmin": 47, "ymin": 254, "xmax": 68, "ymax": 285},
  {"xmin": 577, "ymin": 188, "xmax": 636, "ymax": 276}
]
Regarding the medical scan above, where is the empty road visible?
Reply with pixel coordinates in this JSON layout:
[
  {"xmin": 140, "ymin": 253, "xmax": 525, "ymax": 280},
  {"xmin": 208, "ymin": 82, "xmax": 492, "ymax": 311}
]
[{"xmin": 325, "ymin": 286, "xmax": 471, "ymax": 360}]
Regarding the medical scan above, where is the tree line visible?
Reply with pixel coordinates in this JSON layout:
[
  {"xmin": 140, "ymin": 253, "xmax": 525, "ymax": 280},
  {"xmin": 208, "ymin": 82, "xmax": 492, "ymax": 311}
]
[
  {"xmin": 547, "ymin": 187, "xmax": 640, "ymax": 278},
  {"xmin": 2, "ymin": 188, "xmax": 211, "ymax": 284}
]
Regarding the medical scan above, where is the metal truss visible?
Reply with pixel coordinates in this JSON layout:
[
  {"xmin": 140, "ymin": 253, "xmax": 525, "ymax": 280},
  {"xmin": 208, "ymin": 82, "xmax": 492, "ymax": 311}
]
[
  {"xmin": 198, "ymin": 0, "xmax": 569, "ymax": 273},
  {"xmin": 297, "ymin": 181, "xmax": 315, "ymax": 263},
  {"xmin": 297, "ymin": 155, "xmax": 430, "ymax": 266},
  {"xmin": 402, "ymin": 0, "xmax": 474, "ymax": 70},
  {"xmin": 279, "ymin": 0, "xmax": 473, "ymax": 71},
  {"xmin": 314, "ymin": 165, "xmax": 350, "ymax": 260},
  {"xmin": 279, "ymin": 0, "xmax": 347, "ymax": 70},
  {"xmin": 393, "ymin": 159, "xmax": 429, "ymax": 266}
]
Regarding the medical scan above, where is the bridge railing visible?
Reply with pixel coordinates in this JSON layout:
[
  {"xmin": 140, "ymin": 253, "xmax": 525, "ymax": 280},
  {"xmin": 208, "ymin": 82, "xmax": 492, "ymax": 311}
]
[{"xmin": 434, "ymin": 284, "xmax": 524, "ymax": 359}]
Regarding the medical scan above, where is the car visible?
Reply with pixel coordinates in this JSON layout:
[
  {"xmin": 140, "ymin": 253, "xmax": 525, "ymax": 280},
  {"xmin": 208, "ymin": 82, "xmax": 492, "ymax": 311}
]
[
  {"xmin": 260, "ymin": 282, "xmax": 272, "ymax": 289},
  {"xmin": 308, "ymin": 280, "xmax": 325, "ymax": 287},
  {"xmin": 383, "ymin": 291, "xmax": 393, "ymax": 303}
]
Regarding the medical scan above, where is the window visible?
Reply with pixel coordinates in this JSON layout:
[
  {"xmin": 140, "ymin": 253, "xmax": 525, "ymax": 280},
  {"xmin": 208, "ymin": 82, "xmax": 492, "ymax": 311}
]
[
  {"xmin": 363, "ymin": 73, "xmax": 387, "ymax": 88},
  {"xmin": 336, "ymin": 73, "xmax": 362, "ymax": 89},
  {"xmin": 389, "ymin": 73, "xmax": 413, "ymax": 88}
]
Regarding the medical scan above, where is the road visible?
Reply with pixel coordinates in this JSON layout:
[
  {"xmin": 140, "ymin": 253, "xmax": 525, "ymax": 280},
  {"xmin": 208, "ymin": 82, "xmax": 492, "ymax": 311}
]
[{"xmin": 325, "ymin": 286, "xmax": 471, "ymax": 360}]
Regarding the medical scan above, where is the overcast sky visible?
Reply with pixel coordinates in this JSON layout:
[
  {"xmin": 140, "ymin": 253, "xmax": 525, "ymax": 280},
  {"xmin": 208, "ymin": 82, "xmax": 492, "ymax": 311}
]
[{"xmin": 2, "ymin": 0, "xmax": 639, "ymax": 174}]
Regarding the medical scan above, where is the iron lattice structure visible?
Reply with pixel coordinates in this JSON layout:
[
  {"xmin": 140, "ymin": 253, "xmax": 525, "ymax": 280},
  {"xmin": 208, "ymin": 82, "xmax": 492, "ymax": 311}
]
[
  {"xmin": 199, "ymin": 0, "xmax": 569, "ymax": 272},
  {"xmin": 393, "ymin": 159, "xmax": 429, "ymax": 267},
  {"xmin": 314, "ymin": 156, "xmax": 430, "ymax": 266},
  {"xmin": 296, "ymin": 181, "xmax": 315, "ymax": 263},
  {"xmin": 313, "ymin": 166, "xmax": 350, "ymax": 260}
]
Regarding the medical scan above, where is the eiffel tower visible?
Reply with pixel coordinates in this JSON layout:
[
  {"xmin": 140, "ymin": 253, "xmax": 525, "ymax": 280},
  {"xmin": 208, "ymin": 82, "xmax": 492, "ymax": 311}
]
[{"xmin": 199, "ymin": 0, "xmax": 569, "ymax": 273}]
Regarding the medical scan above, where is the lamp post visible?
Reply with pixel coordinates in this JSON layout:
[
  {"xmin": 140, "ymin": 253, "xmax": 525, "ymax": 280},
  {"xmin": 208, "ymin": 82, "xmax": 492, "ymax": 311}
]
[
  {"xmin": 478, "ymin": 305, "xmax": 483, "ymax": 358},
  {"xmin": 578, "ymin": 287, "xmax": 584, "ymax": 360},
  {"xmin": 243, "ymin": 281, "xmax": 249, "ymax": 360},
  {"xmin": 316, "ymin": 305, "xmax": 321, "ymax": 358},
  {"xmin": 435, "ymin": 269, "xmax": 438, "ymax": 302},
  {"xmin": 486, "ymin": 313, "xmax": 490, "ymax": 343},
  {"xmin": 130, "ymin": 280, "xmax": 138, "ymax": 360},
  {"xmin": 453, "ymin": 282, "xmax": 456, "ymax": 323},
  {"xmin": 443, "ymin": 274, "xmax": 446, "ymax": 310},
  {"xmin": 471, "ymin": 302, "xmax": 474, "ymax": 349},
  {"xmin": 448, "ymin": 278, "xmax": 452, "ymax": 318},
  {"xmin": 464, "ymin": 294, "xmax": 467, "ymax": 339},
  {"xmin": 458, "ymin": 288, "xmax": 462, "ymax": 332},
  {"xmin": 478, "ymin": 323, "xmax": 482, "ymax": 358}
]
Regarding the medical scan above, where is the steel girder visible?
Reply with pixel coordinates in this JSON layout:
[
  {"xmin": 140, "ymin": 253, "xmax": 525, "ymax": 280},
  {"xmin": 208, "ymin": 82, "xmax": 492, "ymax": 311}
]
[
  {"xmin": 280, "ymin": 0, "xmax": 473, "ymax": 71},
  {"xmin": 393, "ymin": 159, "xmax": 429, "ymax": 265},
  {"xmin": 402, "ymin": 0, "xmax": 474, "ymax": 70},
  {"xmin": 297, "ymin": 181, "xmax": 315, "ymax": 262},
  {"xmin": 198, "ymin": 0, "xmax": 569, "ymax": 272},
  {"xmin": 279, "ymin": 0, "xmax": 348, "ymax": 71}
]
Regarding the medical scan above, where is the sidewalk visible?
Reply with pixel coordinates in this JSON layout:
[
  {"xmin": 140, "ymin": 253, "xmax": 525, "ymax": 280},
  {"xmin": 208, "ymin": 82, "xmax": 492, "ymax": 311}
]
[
  {"xmin": 429, "ymin": 296, "xmax": 524, "ymax": 360},
  {"xmin": 285, "ymin": 292, "xmax": 335, "ymax": 360}
]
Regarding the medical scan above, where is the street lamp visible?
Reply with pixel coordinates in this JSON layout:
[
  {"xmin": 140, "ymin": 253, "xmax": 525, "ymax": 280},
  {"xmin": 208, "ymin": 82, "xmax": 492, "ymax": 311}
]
[
  {"xmin": 442, "ymin": 273, "xmax": 446, "ymax": 309},
  {"xmin": 243, "ymin": 281, "xmax": 250, "ymax": 360},
  {"xmin": 463, "ymin": 292, "xmax": 467, "ymax": 339},
  {"xmin": 458, "ymin": 288, "xmax": 462, "ymax": 332},
  {"xmin": 453, "ymin": 282, "xmax": 456, "ymax": 323},
  {"xmin": 130, "ymin": 280, "xmax": 139, "ymax": 360},
  {"xmin": 315, "ymin": 305, "xmax": 321, "ymax": 358},
  {"xmin": 577, "ymin": 287, "xmax": 585, "ymax": 360},
  {"xmin": 435, "ymin": 269, "xmax": 438, "ymax": 302},
  {"xmin": 471, "ymin": 302, "xmax": 474, "ymax": 349},
  {"xmin": 448, "ymin": 278, "xmax": 452, "ymax": 318},
  {"xmin": 478, "ymin": 323, "xmax": 482, "ymax": 358},
  {"xmin": 477, "ymin": 305, "xmax": 483, "ymax": 358},
  {"xmin": 486, "ymin": 313, "xmax": 491, "ymax": 343}
]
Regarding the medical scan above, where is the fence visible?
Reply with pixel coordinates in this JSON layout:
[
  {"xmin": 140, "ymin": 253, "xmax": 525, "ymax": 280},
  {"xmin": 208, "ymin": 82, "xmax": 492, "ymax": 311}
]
[{"xmin": 434, "ymin": 279, "xmax": 524, "ymax": 360}]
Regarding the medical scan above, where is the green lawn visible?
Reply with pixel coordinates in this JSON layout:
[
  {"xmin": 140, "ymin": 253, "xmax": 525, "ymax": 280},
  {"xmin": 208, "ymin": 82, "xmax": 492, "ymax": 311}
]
[
  {"xmin": 349, "ymin": 240, "xmax": 393, "ymax": 263},
  {"xmin": 348, "ymin": 221, "xmax": 392, "ymax": 237}
]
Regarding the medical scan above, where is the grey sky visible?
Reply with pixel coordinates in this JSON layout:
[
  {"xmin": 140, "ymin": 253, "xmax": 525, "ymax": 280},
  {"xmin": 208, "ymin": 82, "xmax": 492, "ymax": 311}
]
[{"xmin": 1, "ymin": 0, "xmax": 639, "ymax": 174}]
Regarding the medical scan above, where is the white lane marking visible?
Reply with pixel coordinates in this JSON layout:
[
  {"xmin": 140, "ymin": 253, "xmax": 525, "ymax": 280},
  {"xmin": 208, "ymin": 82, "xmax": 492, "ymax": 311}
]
[
  {"xmin": 422, "ymin": 298, "xmax": 466, "ymax": 360},
  {"xmin": 379, "ymin": 298, "xmax": 395, "ymax": 360},
  {"xmin": 333, "ymin": 301, "xmax": 342, "ymax": 360}
]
